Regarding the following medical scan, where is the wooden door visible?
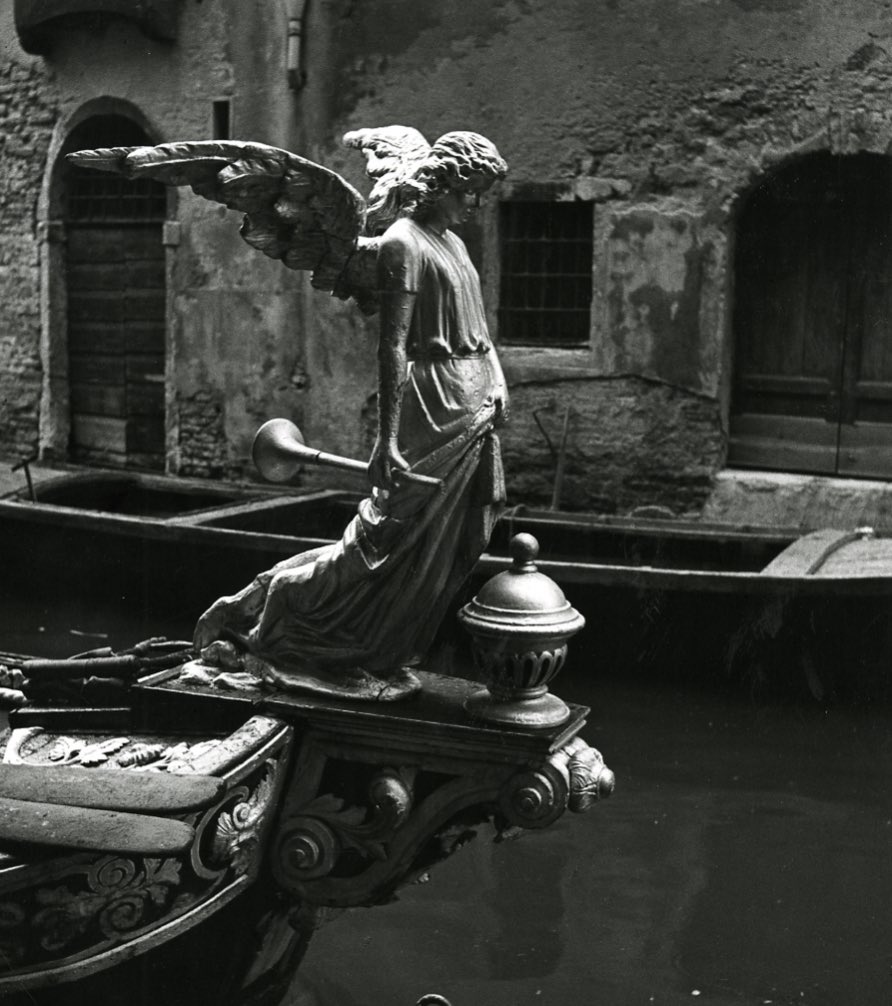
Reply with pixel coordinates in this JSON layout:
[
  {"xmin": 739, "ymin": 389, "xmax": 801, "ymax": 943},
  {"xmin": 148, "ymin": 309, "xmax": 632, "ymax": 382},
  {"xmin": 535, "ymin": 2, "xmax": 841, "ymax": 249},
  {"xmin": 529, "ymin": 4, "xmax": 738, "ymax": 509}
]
[
  {"xmin": 64, "ymin": 116, "xmax": 167, "ymax": 471},
  {"xmin": 730, "ymin": 153, "xmax": 892, "ymax": 479}
]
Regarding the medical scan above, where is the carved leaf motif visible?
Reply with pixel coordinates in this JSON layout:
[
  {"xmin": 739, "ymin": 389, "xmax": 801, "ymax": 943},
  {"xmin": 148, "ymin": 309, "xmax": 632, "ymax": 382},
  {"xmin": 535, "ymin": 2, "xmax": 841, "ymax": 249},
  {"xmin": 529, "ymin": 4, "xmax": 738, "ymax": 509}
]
[
  {"xmin": 116, "ymin": 743, "xmax": 168, "ymax": 768},
  {"xmin": 76, "ymin": 737, "xmax": 131, "ymax": 767},
  {"xmin": 46, "ymin": 737, "xmax": 77, "ymax": 762},
  {"xmin": 210, "ymin": 765, "xmax": 278, "ymax": 875},
  {"xmin": 293, "ymin": 767, "xmax": 415, "ymax": 863},
  {"xmin": 142, "ymin": 858, "xmax": 182, "ymax": 903},
  {"xmin": 25, "ymin": 857, "xmax": 183, "ymax": 952},
  {"xmin": 301, "ymin": 793, "xmax": 365, "ymax": 826}
]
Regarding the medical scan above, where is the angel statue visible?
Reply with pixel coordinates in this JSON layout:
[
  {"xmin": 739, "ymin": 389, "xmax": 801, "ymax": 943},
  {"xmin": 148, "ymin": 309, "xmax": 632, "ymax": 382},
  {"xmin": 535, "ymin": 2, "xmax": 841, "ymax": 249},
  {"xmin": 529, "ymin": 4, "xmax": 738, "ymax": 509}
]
[{"xmin": 69, "ymin": 126, "xmax": 509, "ymax": 702}]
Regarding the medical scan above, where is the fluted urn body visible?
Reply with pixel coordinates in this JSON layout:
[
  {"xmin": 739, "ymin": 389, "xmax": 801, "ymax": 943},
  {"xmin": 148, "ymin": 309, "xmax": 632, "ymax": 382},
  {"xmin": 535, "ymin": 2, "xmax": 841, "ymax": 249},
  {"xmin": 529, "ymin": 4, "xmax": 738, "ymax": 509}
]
[{"xmin": 458, "ymin": 533, "xmax": 584, "ymax": 728}]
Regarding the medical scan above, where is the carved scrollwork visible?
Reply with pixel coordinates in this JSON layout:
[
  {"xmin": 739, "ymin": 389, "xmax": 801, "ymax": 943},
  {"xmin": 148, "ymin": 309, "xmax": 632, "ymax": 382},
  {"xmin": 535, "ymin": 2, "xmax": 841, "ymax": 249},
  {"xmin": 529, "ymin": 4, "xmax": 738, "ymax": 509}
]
[
  {"xmin": 553, "ymin": 736, "xmax": 616, "ymax": 813},
  {"xmin": 497, "ymin": 762, "xmax": 569, "ymax": 830},
  {"xmin": 0, "ymin": 854, "xmax": 184, "ymax": 963},
  {"xmin": 275, "ymin": 815, "xmax": 341, "ymax": 884},
  {"xmin": 204, "ymin": 762, "xmax": 279, "ymax": 877},
  {"xmin": 272, "ymin": 766, "xmax": 415, "ymax": 889}
]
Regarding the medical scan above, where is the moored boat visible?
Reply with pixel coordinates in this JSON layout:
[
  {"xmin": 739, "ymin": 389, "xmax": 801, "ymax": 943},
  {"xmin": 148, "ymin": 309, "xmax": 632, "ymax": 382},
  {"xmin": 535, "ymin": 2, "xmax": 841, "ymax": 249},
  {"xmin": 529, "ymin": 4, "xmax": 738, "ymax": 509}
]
[
  {"xmin": 0, "ymin": 626, "xmax": 613, "ymax": 1005},
  {"xmin": 3, "ymin": 468, "xmax": 892, "ymax": 700}
]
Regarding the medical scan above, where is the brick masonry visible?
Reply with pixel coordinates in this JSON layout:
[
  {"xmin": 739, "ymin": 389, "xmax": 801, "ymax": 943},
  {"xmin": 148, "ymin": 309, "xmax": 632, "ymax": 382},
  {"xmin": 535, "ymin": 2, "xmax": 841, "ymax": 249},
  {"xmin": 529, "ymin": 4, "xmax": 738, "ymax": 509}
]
[
  {"xmin": 4, "ymin": 3, "xmax": 892, "ymax": 518},
  {"xmin": 0, "ymin": 55, "xmax": 55, "ymax": 462}
]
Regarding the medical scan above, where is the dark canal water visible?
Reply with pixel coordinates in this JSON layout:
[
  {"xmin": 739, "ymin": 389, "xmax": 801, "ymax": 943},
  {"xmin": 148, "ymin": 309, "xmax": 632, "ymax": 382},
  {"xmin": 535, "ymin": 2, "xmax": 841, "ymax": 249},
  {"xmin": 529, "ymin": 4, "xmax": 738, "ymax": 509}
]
[
  {"xmin": 291, "ymin": 671, "xmax": 892, "ymax": 1006},
  {"xmin": 2, "ymin": 597, "xmax": 891, "ymax": 1005}
]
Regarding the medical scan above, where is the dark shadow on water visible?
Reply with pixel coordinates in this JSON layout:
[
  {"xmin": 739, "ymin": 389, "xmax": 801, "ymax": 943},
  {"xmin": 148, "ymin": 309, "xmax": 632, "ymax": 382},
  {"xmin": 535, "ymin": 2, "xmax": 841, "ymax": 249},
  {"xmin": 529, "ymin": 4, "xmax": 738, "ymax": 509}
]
[{"xmin": 289, "ymin": 666, "xmax": 892, "ymax": 1006}]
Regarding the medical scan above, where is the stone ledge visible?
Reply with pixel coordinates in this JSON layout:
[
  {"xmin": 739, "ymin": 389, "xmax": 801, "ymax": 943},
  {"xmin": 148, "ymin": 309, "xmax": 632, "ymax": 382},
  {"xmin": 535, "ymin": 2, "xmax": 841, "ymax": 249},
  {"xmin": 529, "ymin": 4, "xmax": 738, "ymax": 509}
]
[{"xmin": 702, "ymin": 469, "xmax": 892, "ymax": 533}]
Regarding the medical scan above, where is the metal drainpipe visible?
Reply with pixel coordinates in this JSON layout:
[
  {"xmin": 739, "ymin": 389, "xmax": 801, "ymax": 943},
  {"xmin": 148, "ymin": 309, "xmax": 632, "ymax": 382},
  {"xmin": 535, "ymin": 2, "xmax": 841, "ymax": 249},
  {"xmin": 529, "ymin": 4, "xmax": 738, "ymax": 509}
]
[{"xmin": 287, "ymin": 0, "xmax": 309, "ymax": 90}]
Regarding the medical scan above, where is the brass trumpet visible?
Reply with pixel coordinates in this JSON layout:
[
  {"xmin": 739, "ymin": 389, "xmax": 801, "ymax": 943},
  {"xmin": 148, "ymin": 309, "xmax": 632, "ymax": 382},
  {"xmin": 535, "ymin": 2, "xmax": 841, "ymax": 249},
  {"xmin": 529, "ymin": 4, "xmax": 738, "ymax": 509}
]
[{"xmin": 251, "ymin": 418, "xmax": 442, "ymax": 488}]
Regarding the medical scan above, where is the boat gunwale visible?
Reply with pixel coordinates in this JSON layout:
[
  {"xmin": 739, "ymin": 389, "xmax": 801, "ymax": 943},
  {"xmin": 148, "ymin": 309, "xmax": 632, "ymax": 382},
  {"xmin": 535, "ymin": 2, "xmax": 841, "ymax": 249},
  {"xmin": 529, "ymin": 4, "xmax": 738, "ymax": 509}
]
[{"xmin": 1, "ymin": 495, "xmax": 889, "ymax": 595}]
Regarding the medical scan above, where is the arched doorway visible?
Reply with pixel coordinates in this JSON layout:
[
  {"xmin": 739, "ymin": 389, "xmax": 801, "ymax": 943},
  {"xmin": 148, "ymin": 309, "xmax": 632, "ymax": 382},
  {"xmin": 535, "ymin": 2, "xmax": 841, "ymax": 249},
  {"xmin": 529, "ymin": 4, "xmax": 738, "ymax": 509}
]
[
  {"xmin": 61, "ymin": 115, "xmax": 167, "ymax": 470},
  {"xmin": 730, "ymin": 152, "xmax": 892, "ymax": 479}
]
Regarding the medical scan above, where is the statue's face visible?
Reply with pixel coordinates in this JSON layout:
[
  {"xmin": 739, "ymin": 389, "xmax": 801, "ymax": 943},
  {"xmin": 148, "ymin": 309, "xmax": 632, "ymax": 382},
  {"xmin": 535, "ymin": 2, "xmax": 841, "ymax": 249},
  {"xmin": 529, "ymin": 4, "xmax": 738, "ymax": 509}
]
[{"xmin": 437, "ymin": 174, "xmax": 495, "ymax": 227}]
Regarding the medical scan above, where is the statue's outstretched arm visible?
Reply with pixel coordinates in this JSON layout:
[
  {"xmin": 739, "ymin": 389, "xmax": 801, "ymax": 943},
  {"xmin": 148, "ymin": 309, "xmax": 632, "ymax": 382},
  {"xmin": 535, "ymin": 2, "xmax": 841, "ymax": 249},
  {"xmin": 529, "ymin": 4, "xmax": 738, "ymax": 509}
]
[{"xmin": 368, "ymin": 230, "xmax": 420, "ymax": 489}]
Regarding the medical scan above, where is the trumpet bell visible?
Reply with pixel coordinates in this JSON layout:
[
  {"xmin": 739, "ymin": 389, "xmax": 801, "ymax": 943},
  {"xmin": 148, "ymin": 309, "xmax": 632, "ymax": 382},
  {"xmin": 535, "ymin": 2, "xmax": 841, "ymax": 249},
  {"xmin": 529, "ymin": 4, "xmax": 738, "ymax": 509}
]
[{"xmin": 251, "ymin": 418, "xmax": 307, "ymax": 483}]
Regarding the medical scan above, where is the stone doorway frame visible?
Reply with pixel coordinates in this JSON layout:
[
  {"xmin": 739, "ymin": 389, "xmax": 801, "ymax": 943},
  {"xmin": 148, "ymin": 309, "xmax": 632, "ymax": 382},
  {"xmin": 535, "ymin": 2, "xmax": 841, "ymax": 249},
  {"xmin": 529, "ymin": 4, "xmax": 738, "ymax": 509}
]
[{"xmin": 36, "ymin": 97, "xmax": 177, "ymax": 468}]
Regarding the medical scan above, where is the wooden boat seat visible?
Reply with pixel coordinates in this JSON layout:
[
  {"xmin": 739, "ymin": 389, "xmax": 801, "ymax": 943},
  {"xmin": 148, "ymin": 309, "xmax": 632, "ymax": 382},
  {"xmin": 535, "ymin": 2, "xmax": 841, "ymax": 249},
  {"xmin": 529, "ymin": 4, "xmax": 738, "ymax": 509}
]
[
  {"xmin": 0, "ymin": 764, "xmax": 225, "ymax": 856},
  {"xmin": 760, "ymin": 528, "xmax": 877, "ymax": 577}
]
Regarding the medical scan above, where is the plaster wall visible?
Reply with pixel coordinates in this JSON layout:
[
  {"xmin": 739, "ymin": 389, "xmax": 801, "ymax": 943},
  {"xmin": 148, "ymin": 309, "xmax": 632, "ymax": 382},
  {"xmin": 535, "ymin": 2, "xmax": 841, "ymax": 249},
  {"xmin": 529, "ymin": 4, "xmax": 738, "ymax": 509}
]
[
  {"xmin": 3, "ymin": 1, "xmax": 892, "ymax": 509},
  {"xmin": 295, "ymin": 0, "xmax": 892, "ymax": 511},
  {"xmin": 0, "ymin": 1, "xmax": 313, "ymax": 478}
]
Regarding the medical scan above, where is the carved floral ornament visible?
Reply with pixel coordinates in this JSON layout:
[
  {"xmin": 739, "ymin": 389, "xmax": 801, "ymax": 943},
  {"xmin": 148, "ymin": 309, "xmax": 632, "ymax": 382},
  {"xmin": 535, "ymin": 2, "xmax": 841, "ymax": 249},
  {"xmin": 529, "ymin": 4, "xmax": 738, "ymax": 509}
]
[
  {"xmin": 271, "ymin": 738, "xmax": 613, "ymax": 908},
  {"xmin": 0, "ymin": 758, "xmax": 281, "ymax": 975},
  {"xmin": 0, "ymin": 855, "xmax": 186, "ymax": 966},
  {"xmin": 0, "ymin": 716, "xmax": 292, "ymax": 984}
]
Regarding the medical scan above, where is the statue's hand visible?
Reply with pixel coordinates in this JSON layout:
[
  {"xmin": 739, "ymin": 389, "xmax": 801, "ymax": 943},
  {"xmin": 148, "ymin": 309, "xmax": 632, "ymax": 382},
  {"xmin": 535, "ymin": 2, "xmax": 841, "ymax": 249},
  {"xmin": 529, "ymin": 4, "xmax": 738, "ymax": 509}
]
[
  {"xmin": 494, "ymin": 390, "xmax": 509, "ymax": 424},
  {"xmin": 368, "ymin": 436, "xmax": 410, "ymax": 489},
  {"xmin": 194, "ymin": 597, "xmax": 238, "ymax": 652}
]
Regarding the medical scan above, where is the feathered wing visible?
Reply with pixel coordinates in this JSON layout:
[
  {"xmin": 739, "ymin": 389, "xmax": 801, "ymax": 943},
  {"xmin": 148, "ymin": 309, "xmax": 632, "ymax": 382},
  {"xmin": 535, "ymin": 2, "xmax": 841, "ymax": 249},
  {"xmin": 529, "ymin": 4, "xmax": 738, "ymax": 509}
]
[
  {"xmin": 67, "ymin": 140, "xmax": 381, "ymax": 313},
  {"xmin": 342, "ymin": 125, "xmax": 430, "ymax": 232}
]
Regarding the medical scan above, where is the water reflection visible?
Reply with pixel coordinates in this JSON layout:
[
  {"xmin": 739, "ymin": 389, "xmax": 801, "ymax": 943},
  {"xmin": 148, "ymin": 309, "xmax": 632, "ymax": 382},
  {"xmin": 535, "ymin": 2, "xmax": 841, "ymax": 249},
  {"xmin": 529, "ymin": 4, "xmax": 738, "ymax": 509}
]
[
  {"xmin": 291, "ymin": 674, "xmax": 892, "ymax": 1006},
  {"xmin": 2, "ymin": 602, "xmax": 891, "ymax": 1006}
]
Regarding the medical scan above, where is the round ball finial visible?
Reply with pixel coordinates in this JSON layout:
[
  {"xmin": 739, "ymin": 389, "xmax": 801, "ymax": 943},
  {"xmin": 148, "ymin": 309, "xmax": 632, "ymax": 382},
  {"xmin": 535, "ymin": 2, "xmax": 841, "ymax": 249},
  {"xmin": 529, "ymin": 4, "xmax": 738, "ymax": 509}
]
[{"xmin": 510, "ymin": 532, "xmax": 539, "ymax": 568}]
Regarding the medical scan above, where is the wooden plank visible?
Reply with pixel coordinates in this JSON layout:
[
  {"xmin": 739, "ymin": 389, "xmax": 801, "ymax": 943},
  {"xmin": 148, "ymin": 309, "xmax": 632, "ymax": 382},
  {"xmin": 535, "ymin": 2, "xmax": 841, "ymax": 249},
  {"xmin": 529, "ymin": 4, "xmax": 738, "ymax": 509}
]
[
  {"xmin": 837, "ymin": 422, "xmax": 892, "ymax": 478},
  {"xmin": 127, "ymin": 415, "xmax": 165, "ymax": 453},
  {"xmin": 0, "ymin": 765, "xmax": 224, "ymax": 814},
  {"xmin": 69, "ymin": 353, "xmax": 125, "ymax": 385},
  {"xmin": 854, "ymin": 381, "xmax": 892, "ymax": 401},
  {"xmin": 68, "ymin": 291, "xmax": 125, "ymax": 324},
  {"xmin": 0, "ymin": 797, "xmax": 194, "ymax": 855},
  {"xmin": 127, "ymin": 321, "xmax": 166, "ymax": 354},
  {"xmin": 125, "ymin": 290, "xmax": 165, "ymax": 323},
  {"xmin": 760, "ymin": 529, "xmax": 862, "ymax": 576},
  {"xmin": 71, "ymin": 414, "xmax": 127, "ymax": 452},
  {"xmin": 70, "ymin": 382, "xmax": 126, "ymax": 417},
  {"xmin": 68, "ymin": 259, "xmax": 165, "ymax": 290},
  {"xmin": 68, "ymin": 225, "xmax": 162, "ymax": 262},
  {"xmin": 739, "ymin": 374, "xmax": 831, "ymax": 396},
  {"xmin": 728, "ymin": 414, "xmax": 837, "ymax": 473},
  {"xmin": 816, "ymin": 536, "xmax": 892, "ymax": 577},
  {"xmin": 126, "ymin": 353, "xmax": 164, "ymax": 382},
  {"xmin": 68, "ymin": 323, "xmax": 124, "ymax": 355},
  {"xmin": 127, "ymin": 381, "xmax": 164, "ymax": 415}
]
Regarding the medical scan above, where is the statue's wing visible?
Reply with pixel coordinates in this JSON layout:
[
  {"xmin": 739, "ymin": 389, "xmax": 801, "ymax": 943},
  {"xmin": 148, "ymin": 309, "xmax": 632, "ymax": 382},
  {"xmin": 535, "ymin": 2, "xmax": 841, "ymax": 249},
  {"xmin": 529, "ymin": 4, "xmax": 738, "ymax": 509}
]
[
  {"xmin": 343, "ymin": 126, "xmax": 430, "ymax": 232},
  {"xmin": 67, "ymin": 140, "xmax": 380, "ymax": 311}
]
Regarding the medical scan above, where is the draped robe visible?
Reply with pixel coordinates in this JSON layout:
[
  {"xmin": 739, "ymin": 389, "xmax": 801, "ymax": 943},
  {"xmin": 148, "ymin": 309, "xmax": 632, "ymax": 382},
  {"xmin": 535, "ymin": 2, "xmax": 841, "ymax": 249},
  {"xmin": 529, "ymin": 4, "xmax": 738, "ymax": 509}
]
[{"xmin": 196, "ymin": 217, "xmax": 507, "ymax": 690}]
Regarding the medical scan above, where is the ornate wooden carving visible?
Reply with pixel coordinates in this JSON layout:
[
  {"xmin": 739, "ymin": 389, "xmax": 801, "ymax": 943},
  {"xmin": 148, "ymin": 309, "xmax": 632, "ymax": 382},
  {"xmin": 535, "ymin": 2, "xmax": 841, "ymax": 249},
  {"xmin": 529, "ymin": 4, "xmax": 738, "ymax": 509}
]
[
  {"xmin": 0, "ymin": 664, "xmax": 613, "ymax": 997},
  {"xmin": 0, "ymin": 715, "xmax": 293, "ymax": 991}
]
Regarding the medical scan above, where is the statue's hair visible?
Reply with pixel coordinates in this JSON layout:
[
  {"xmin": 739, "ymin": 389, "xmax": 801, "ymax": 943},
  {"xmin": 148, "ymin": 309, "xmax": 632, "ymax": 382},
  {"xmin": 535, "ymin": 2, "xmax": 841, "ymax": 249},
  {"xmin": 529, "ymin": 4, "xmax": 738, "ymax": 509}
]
[
  {"xmin": 343, "ymin": 125, "xmax": 430, "ymax": 233},
  {"xmin": 398, "ymin": 131, "xmax": 508, "ymax": 219}
]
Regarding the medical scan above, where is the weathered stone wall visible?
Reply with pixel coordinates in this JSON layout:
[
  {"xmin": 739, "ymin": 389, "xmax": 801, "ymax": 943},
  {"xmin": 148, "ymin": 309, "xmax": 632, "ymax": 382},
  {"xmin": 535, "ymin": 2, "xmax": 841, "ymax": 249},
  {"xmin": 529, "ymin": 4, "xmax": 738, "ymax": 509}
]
[
  {"xmin": 503, "ymin": 377, "xmax": 724, "ymax": 514},
  {"xmin": 0, "ymin": 42, "xmax": 55, "ymax": 460},
  {"xmin": 295, "ymin": 0, "xmax": 892, "ymax": 512},
  {"xmin": 4, "ymin": 2, "xmax": 892, "ymax": 510},
  {"xmin": 0, "ymin": 1, "xmax": 311, "ymax": 480}
]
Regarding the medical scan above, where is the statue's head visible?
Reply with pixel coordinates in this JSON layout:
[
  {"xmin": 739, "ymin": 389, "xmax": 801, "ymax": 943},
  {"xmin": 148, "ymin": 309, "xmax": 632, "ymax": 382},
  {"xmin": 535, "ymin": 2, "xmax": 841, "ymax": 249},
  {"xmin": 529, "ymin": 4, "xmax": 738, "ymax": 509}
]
[{"xmin": 400, "ymin": 131, "xmax": 508, "ymax": 220}]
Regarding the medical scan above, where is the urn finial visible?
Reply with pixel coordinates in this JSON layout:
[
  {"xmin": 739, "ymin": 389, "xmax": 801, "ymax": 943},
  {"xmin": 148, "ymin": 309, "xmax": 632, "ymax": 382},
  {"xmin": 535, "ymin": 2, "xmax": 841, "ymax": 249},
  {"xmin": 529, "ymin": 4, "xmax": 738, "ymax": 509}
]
[{"xmin": 458, "ymin": 534, "xmax": 584, "ymax": 728}]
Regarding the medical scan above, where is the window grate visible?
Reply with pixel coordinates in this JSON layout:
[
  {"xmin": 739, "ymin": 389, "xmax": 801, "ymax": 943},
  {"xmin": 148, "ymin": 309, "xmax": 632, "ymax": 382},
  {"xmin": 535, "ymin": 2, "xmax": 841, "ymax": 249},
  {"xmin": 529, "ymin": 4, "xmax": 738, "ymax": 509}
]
[
  {"xmin": 67, "ymin": 171, "xmax": 166, "ymax": 224},
  {"xmin": 64, "ymin": 115, "xmax": 167, "ymax": 224},
  {"xmin": 498, "ymin": 202, "xmax": 593, "ymax": 346}
]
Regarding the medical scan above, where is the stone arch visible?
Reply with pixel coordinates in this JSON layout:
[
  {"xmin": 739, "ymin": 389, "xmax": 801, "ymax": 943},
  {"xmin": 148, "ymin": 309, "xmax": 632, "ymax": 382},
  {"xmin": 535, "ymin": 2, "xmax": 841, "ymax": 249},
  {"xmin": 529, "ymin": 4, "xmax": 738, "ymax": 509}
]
[
  {"xmin": 37, "ymin": 98, "xmax": 175, "ymax": 467},
  {"xmin": 729, "ymin": 149, "xmax": 892, "ymax": 479}
]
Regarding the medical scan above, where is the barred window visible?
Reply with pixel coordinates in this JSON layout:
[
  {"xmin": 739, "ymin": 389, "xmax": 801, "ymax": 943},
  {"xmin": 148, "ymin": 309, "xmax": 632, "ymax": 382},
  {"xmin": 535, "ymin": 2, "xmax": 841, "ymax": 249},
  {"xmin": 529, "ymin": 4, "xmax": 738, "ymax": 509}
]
[
  {"xmin": 498, "ymin": 201, "xmax": 593, "ymax": 347},
  {"xmin": 65, "ymin": 116, "xmax": 166, "ymax": 224}
]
